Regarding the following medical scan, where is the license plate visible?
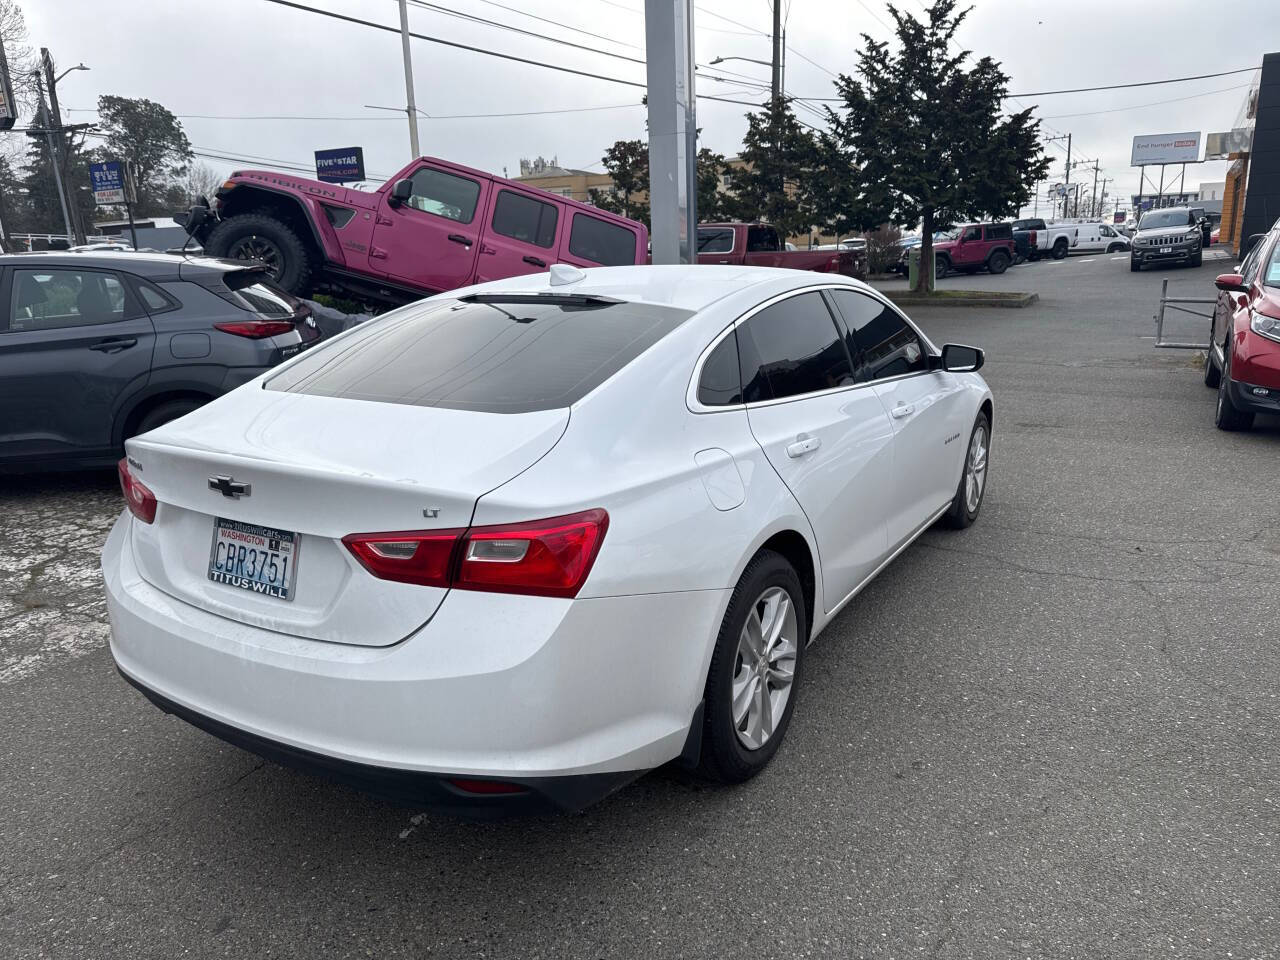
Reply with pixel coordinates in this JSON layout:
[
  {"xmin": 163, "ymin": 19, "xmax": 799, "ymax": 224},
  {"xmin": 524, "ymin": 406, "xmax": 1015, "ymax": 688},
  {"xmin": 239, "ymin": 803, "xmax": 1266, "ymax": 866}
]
[
  {"xmin": 208, "ymin": 517, "xmax": 299, "ymax": 601},
  {"xmin": 1159, "ymin": 246, "xmax": 1172, "ymax": 254}
]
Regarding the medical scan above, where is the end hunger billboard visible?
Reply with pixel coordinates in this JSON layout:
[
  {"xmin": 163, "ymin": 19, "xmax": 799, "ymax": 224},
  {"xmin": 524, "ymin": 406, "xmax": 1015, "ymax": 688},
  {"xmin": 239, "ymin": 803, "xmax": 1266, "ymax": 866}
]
[{"xmin": 1131, "ymin": 132, "xmax": 1200, "ymax": 166}]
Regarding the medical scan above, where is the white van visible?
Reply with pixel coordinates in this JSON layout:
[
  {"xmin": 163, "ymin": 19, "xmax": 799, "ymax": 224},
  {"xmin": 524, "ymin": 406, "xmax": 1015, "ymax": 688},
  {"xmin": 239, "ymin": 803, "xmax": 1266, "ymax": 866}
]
[{"xmin": 1071, "ymin": 222, "xmax": 1131, "ymax": 254}]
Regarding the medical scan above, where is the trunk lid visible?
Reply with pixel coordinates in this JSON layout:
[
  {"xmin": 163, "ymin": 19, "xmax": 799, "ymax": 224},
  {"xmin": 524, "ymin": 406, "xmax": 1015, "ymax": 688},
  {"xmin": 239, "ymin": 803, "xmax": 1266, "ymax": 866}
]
[{"xmin": 124, "ymin": 386, "xmax": 568, "ymax": 646}]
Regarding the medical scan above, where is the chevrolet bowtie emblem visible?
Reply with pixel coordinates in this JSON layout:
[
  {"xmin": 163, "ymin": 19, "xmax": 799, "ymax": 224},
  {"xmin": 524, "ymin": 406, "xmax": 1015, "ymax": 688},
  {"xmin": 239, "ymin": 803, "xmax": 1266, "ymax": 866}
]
[{"xmin": 208, "ymin": 475, "xmax": 251, "ymax": 499}]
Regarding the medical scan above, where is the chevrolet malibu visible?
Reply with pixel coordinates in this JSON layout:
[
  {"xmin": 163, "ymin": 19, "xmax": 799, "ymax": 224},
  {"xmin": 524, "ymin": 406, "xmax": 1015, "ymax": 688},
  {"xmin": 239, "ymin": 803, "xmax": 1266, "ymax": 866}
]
[{"xmin": 103, "ymin": 264, "xmax": 994, "ymax": 816}]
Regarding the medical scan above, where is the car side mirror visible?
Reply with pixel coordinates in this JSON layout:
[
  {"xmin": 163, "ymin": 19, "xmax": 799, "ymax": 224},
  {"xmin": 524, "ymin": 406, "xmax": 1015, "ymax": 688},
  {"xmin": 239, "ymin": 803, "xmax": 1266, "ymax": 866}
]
[
  {"xmin": 1214, "ymin": 273, "xmax": 1247, "ymax": 293},
  {"xmin": 940, "ymin": 344, "xmax": 984, "ymax": 372},
  {"xmin": 1243, "ymin": 233, "xmax": 1266, "ymax": 256},
  {"xmin": 388, "ymin": 178, "xmax": 414, "ymax": 208}
]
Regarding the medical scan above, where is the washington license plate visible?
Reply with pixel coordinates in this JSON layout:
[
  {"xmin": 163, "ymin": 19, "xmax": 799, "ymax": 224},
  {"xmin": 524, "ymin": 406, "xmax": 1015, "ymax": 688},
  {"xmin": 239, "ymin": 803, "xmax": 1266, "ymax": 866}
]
[
  {"xmin": 1159, "ymin": 246, "xmax": 1172, "ymax": 254},
  {"xmin": 208, "ymin": 517, "xmax": 299, "ymax": 601}
]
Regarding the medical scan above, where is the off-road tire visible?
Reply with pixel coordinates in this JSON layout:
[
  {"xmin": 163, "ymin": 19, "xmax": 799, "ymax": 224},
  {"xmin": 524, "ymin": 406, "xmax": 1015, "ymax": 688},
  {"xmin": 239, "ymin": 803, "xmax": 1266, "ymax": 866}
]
[
  {"xmin": 698, "ymin": 550, "xmax": 807, "ymax": 784},
  {"xmin": 934, "ymin": 254, "xmax": 950, "ymax": 279},
  {"xmin": 205, "ymin": 212, "xmax": 316, "ymax": 296},
  {"xmin": 987, "ymin": 250, "xmax": 1010, "ymax": 275}
]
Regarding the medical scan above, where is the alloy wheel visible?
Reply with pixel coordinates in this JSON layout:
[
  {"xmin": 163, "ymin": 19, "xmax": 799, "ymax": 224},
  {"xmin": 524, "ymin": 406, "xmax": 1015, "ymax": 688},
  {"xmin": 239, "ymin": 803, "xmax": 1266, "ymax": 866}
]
[
  {"xmin": 227, "ymin": 235, "xmax": 284, "ymax": 280},
  {"xmin": 731, "ymin": 586, "xmax": 799, "ymax": 750},
  {"xmin": 964, "ymin": 424, "xmax": 989, "ymax": 513}
]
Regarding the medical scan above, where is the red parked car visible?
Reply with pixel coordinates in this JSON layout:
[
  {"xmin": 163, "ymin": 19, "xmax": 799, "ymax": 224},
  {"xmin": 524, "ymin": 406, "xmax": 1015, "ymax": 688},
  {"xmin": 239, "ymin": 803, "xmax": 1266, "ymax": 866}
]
[{"xmin": 1204, "ymin": 222, "xmax": 1280, "ymax": 430}]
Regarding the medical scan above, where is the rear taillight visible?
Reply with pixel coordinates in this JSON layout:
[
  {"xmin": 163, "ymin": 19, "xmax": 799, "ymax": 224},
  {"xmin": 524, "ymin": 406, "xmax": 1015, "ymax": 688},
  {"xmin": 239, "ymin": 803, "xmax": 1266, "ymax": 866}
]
[
  {"xmin": 827, "ymin": 255, "xmax": 841, "ymax": 271},
  {"xmin": 117, "ymin": 458, "xmax": 157, "ymax": 524},
  {"xmin": 341, "ymin": 509, "xmax": 608, "ymax": 598},
  {"xmin": 342, "ymin": 529, "xmax": 464, "ymax": 588},
  {"xmin": 1029, "ymin": 230, "xmax": 1037, "ymax": 245},
  {"xmin": 213, "ymin": 320, "xmax": 296, "ymax": 339}
]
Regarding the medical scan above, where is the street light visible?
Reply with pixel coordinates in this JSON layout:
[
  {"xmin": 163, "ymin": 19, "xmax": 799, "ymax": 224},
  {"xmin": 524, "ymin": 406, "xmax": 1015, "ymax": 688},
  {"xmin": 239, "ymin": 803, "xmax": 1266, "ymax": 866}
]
[
  {"xmin": 54, "ymin": 62, "xmax": 89, "ymax": 85},
  {"xmin": 709, "ymin": 55, "xmax": 771, "ymax": 69}
]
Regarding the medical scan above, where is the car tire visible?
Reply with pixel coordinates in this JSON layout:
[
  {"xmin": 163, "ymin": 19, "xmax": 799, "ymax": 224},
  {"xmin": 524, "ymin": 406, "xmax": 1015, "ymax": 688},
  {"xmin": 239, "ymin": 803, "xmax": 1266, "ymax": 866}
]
[
  {"xmin": 1203, "ymin": 346, "xmax": 1221, "ymax": 388},
  {"xmin": 205, "ymin": 212, "xmax": 316, "ymax": 296},
  {"xmin": 132, "ymin": 399, "xmax": 204, "ymax": 438},
  {"xmin": 1191, "ymin": 249, "xmax": 1203, "ymax": 268},
  {"xmin": 934, "ymin": 254, "xmax": 950, "ymax": 279},
  {"xmin": 1107, "ymin": 243, "xmax": 1125, "ymax": 253},
  {"xmin": 1130, "ymin": 257, "xmax": 1140, "ymax": 272},
  {"xmin": 1052, "ymin": 238, "xmax": 1069, "ymax": 260},
  {"xmin": 1215, "ymin": 349, "xmax": 1254, "ymax": 432},
  {"xmin": 941, "ymin": 412, "xmax": 991, "ymax": 530},
  {"xmin": 987, "ymin": 250, "xmax": 1010, "ymax": 275},
  {"xmin": 697, "ymin": 549, "xmax": 807, "ymax": 784}
]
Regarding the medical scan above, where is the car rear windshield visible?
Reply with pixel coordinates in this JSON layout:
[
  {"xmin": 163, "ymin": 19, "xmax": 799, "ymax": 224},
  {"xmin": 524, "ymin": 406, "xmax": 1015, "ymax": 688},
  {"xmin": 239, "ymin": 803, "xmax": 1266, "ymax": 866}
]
[
  {"xmin": 265, "ymin": 296, "xmax": 694, "ymax": 413},
  {"xmin": 215, "ymin": 269, "xmax": 299, "ymax": 318}
]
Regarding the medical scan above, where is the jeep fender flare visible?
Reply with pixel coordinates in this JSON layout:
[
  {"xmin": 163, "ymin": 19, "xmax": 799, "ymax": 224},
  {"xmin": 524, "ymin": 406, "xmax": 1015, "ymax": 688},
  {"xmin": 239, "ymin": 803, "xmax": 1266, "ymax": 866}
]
[{"xmin": 216, "ymin": 184, "xmax": 344, "ymax": 265}]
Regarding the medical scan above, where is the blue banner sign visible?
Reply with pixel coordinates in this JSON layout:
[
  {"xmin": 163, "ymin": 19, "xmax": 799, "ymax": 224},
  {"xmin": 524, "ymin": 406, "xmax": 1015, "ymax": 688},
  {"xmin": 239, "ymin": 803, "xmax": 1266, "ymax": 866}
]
[
  {"xmin": 315, "ymin": 147, "xmax": 365, "ymax": 184},
  {"xmin": 90, "ymin": 161, "xmax": 126, "ymax": 204}
]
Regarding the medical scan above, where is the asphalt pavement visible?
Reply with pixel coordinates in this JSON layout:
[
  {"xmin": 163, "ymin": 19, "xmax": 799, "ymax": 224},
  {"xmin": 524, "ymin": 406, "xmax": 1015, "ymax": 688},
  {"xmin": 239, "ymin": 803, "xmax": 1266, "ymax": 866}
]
[{"xmin": 2, "ymin": 251, "xmax": 1277, "ymax": 959}]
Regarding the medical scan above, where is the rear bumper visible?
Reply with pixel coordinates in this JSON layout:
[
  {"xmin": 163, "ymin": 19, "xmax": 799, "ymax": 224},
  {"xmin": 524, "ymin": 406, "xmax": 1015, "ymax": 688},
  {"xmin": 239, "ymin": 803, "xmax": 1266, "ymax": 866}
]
[
  {"xmin": 103, "ymin": 514, "xmax": 725, "ymax": 811},
  {"xmin": 117, "ymin": 667, "xmax": 640, "ymax": 817}
]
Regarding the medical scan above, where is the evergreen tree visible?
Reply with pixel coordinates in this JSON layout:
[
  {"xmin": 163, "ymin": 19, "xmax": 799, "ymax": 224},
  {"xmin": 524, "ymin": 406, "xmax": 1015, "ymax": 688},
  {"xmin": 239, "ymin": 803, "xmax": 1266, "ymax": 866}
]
[
  {"xmin": 95, "ymin": 95, "xmax": 193, "ymax": 216},
  {"xmin": 723, "ymin": 97, "xmax": 824, "ymax": 242},
  {"xmin": 821, "ymin": 0, "xmax": 1050, "ymax": 291}
]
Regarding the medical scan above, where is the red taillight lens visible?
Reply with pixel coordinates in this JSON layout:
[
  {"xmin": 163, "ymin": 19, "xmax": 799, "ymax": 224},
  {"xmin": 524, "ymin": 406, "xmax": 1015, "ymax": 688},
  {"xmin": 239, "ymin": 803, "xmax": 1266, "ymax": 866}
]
[
  {"xmin": 342, "ymin": 509, "xmax": 608, "ymax": 598},
  {"xmin": 341, "ymin": 529, "xmax": 464, "ymax": 587},
  {"xmin": 213, "ymin": 320, "xmax": 296, "ymax": 339},
  {"xmin": 446, "ymin": 778, "xmax": 529, "ymax": 795},
  {"xmin": 827, "ymin": 255, "xmax": 841, "ymax": 271},
  {"xmin": 456, "ymin": 509, "xmax": 608, "ymax": 598},
  {"xmin": 117, "ymin": 457, "xmax": 157, "ymax": 524}
]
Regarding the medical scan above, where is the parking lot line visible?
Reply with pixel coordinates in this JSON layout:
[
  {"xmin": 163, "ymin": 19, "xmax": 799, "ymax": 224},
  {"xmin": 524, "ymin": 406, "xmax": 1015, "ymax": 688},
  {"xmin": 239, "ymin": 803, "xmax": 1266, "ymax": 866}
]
[{"xmin": 1078, "ymin": 259, "xmax": 1095, "ymax": 264}]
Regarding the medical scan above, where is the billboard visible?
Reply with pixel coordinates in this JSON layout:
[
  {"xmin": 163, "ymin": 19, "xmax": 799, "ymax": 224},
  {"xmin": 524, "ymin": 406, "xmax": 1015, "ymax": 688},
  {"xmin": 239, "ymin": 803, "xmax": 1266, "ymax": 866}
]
[
  {"xmin": 1204, "ymin": 128, "xmax": 1253, "ymax": 160},
  {"xmin": 314, "ymin": 147, "xmax": 365, "ymax": 184},
  {"xmin": 1131, "ymin": 132, "xmax": 1201, "ymax": 166},
  {"xmin": 90, "ymin": 161, "xmax": 127, "ymax": 205}
]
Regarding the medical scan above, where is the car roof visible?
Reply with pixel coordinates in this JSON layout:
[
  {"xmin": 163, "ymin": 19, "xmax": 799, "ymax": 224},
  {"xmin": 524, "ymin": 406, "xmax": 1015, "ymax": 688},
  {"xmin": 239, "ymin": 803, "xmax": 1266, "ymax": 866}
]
[
  {"xmin": 0, "ymin": 251, "xmax": 262, "ymax": 282},
  {"xmin": 444, "ymin": 264, "xmax": 874, "ymax": 314}
]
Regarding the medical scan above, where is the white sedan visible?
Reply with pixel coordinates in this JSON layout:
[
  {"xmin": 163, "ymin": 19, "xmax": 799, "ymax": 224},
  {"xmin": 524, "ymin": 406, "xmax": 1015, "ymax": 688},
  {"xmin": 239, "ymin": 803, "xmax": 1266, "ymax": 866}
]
[{"xmin": 103, "ymin": 264, "xmax": 993, "ymax": 816}]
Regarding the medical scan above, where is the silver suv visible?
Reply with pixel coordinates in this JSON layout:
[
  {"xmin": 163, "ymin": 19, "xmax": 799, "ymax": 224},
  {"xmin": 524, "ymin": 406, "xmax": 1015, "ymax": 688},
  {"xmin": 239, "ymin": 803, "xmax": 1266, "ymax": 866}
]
[{"xmin": 1130, "ymin": 207, "xmax": 1203, "ymax": 271}]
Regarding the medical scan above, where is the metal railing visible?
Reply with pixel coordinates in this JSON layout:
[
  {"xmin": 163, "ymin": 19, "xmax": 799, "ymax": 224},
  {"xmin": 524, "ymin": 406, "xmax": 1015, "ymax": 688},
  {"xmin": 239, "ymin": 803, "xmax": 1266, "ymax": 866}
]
[{"xmin": 1154, "ymin": 277, "xmax": 1216, "ymax": 349}]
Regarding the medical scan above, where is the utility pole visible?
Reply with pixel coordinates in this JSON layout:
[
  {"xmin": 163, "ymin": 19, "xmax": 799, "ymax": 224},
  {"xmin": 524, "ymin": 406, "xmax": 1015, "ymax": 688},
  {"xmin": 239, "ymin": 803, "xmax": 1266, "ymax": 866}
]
[
  {"xmin": 1099, "ymin": 176, "xmax": 1113, "ymax": 219},
  {"xmin": 397, "ymin": 0, "xmax": 421, "ymax": 160},
  {"xmin": 31, "ymin": 73, "xmax": 74, "ymax": 244},
  {"xmin": 771, "ymin": 0, "xmax": 782, "ymax": 103},
  {"xmin": 1062, "ymin": 133, "xmax": 1072, "ymax": 218},
  {"xmin": 1089, "ymin": 160, "xmax": 1101, "ymax": 219}
]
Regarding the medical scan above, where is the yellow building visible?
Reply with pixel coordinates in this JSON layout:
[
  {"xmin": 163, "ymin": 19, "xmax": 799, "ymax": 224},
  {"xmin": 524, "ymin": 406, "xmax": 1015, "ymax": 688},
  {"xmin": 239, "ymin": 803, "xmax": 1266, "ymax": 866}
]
[{"xmin": 513, "ymin": 156, "xmax": 618, "ymax": 206}]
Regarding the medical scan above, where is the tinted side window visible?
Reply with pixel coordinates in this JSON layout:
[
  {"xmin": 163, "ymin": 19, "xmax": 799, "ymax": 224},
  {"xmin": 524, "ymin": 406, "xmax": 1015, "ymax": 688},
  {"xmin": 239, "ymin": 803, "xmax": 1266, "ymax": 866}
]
[
  {"xmin": 961, "ymin": 226, "xmax": 981, "ymax": 242},
  {"xmin": 697, "ymin": 228, "xmax": 734, "ymax": 254},
  {"xmin": 697, "ymin": 330, "xmax": 742, "ymax": 406},
  {"xmin": 8, "ymin": 269, "xmax": 128, "ymax": 332},
  {"xmin": 987, "ymin": 224, "xmax": 1012, "ymax": 240},
  {"xmin": 746, "ymin": 226, "xmax": 780, "ymax": 252},
  {"xmin": 135, "ymin": 279, "xmax": 179, "ymax": 313},
  {"xmin": 405, "ymin": 167, "xmax": 481, "ymax": 223},
  {"xmin": 736, "ymin": 292, "xmax": 852, "ymax": 402},
  {"xmin": 491, "ymin": 190, "xmax": 558, "ymax": 249},
  {"xmin": 568, "ymin": 214, "xmax": 636, "ymax": 266},
  {"xmin": 829, "ymin": 289, "xmax": 928, "ymax": 382}
]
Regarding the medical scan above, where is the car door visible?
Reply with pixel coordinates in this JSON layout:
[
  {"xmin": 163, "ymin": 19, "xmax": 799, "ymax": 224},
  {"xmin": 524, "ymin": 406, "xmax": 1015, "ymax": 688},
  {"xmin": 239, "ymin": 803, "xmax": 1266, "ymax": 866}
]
[
  {"xmin": 828, "ymin": 288, "xmax": 971, "ymax": 550},
  {"xmin": 474, "ymin": 187, "xmax": 565, "ymax": 283},
  {"xmin": 372, "ymin": 162, "xmax": 489, "ymax": 291},
  {"xmin": 0, "ymin": 265, "xmax": 155, "ymax": 461},
  {"xmin": 742, "ymin": 226, "xmax": 785, "ymax": 268},
  {"xmin": 953, "ymin": 225, "xmax": 982, "ymax": 268},
  {"xmin": 736, "ymin": 289, "xmax": 894, "ymax": 609}
]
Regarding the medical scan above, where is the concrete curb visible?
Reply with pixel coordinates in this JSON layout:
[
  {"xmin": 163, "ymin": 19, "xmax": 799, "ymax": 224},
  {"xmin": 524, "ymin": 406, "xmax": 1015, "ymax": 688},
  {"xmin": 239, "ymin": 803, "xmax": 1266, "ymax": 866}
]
[{"xmin": 883, "ymin": 292, "xmax": 1040, "ymax": 309}]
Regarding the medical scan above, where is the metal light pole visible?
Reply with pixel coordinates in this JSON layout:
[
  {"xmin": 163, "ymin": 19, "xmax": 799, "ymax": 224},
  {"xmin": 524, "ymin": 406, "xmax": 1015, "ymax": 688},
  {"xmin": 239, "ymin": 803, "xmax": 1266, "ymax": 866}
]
[
  {"xmin": 397, "ymin": 0, "xmax": 421, "ymax": 160},
  {"xmin": 646, "ymin": 0, "xmax": 697, "ymax": 264}
]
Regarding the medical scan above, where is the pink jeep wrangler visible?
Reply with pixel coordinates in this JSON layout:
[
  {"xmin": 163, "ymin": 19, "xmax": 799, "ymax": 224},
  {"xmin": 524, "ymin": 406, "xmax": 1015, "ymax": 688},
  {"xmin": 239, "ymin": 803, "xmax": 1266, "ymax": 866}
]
[{"xmin": 180, "ymin": 157, "xmax": 649, "ymax": 305}]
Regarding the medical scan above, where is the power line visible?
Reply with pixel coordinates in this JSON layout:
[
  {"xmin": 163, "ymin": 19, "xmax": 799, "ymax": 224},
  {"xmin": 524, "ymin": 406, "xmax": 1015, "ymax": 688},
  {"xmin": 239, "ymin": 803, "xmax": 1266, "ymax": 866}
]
[
  {"xmin": 1038, "ymin": 82, "xmax": 1251, "ymax": 120},
  {"xmin": 66, "ymin": 102, "xmax": 649, "ymax": 122},
  {"xmin": 1007, "ymin": 66, "xmax": 1260, "ymax": 99},
  {"xmin": 462, "ymin": 0, "xmax": 642, "ymax": 51}
]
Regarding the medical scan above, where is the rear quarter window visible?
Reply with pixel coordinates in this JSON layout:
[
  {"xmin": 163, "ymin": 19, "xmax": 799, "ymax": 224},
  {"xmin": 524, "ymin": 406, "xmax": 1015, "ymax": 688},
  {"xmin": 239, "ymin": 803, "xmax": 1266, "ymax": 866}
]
[
  {"xmin": 568, "ymin": 214, "xmax": 637, "ymax": 266},
  {"xmin": 266, "ymin": 297, "xmax": 694, "ymax": 413}
]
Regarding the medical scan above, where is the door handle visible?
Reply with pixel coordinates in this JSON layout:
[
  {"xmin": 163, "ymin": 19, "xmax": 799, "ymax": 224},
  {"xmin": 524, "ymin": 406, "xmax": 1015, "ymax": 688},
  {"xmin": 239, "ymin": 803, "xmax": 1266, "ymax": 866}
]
[
  {"xmin": 785, "ymin": 435, "xmax": 821, "ymax": 458},
  {"xmin": 89, "ymin": 337, "xmax": 137, "ymax": 353},
  {"xmin": 523, "ymin": 255, "xmax": 547, "ymax": 268},
  {"xmin": 448, "ymin": 233, "xmax": 473, "ymax": 246},
  {"xmin": 891, "ymin": 402, "xmax": 914, "ymax": 419}
]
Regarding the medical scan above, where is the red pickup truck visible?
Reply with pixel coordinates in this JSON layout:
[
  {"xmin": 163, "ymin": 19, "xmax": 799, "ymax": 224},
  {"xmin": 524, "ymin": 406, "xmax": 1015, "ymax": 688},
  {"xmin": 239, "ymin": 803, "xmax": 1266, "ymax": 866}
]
[
  {"xmin": 179, "ymin": 157, "xmax": 649, "ymax": 304},
  {"xmin": 696, "ymin": 223, "xmax": 866, "ymax": 278}
]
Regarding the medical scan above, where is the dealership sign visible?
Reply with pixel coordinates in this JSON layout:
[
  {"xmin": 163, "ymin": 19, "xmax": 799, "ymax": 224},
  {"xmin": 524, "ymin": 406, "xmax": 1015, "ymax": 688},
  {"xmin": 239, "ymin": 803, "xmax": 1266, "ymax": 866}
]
[
  {"xmin": 1131, "ymin": 132, "xmax": 1201, "ymax": 166},
  {"xmin": 90, "ymin": 161, "xmax": 128, "ymax": 205},
  {"xmin": 315, "ymin": 147, "xmax": 365, "ymax": 183}
]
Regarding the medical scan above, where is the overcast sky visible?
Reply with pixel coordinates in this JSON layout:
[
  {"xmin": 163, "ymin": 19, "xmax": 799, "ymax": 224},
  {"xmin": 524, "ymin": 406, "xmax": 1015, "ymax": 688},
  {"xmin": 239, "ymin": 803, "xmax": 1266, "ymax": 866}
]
[{"xmin": 23, "ymin": 0, "xmax": 1274, "ymax": 215}]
